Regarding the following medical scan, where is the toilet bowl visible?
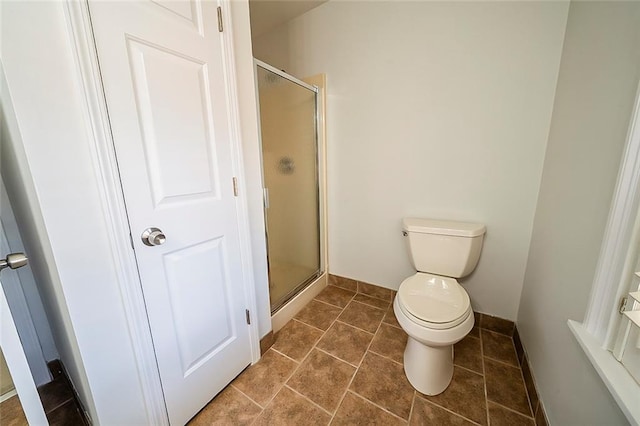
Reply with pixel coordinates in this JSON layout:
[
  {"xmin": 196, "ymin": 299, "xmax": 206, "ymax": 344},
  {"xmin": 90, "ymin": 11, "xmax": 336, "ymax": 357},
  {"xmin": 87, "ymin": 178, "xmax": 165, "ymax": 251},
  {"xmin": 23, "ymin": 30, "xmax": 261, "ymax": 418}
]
[
  {"xmin": 394, "ymin": 273, "xmax": 474, "ymax": 395},
  {"xmin": 394, "ymin": 218, "xmax": 485, "ymax": 395}
]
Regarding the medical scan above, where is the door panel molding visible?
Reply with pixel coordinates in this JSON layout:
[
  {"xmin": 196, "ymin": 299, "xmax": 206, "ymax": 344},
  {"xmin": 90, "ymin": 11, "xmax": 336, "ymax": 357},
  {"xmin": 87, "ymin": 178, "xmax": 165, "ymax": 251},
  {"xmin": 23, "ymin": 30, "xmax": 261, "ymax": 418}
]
[
  {"xmin": 65, "ymin": 1, "xmax": 261, "ymax": 424},
  {"xmin": 64, "ymin": 2, "xmax": 169, "ymax": 424}
]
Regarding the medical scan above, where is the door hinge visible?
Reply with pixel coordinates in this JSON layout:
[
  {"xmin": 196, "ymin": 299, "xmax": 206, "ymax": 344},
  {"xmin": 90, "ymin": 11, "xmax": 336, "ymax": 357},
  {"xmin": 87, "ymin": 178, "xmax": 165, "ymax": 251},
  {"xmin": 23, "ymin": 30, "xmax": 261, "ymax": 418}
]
[
  {"xmin": 245, "ymin": 309, "xmax": 251, "ymax": 325},
  {"xmin": 619, "ymin": 296, "xmax": 629, "ymax": 314},
  {"xmin": 233, "ymin": 177, "xmax": 239, "ymax": 197},
  {"xmin": 217, "ymin": 7, "xmax": 223, "ymax": 32},
  {"xmin": 263, "ymin": 188, "xmax": 270, "ymax": 209}
]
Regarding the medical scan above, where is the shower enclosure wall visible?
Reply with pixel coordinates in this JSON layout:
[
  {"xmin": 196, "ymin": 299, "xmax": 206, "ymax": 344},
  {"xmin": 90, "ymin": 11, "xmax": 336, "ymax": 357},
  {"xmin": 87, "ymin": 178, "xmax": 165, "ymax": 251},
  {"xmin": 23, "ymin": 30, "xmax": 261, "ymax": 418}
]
[{"xmin": 254, "ymin": 60, "xmax": 326, "ymax": 314}]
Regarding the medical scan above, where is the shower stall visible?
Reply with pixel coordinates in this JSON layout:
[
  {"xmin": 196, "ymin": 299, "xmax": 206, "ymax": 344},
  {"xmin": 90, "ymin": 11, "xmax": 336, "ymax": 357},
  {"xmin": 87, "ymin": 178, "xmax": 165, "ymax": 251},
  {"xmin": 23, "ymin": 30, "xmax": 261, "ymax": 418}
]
[{"xmin": 254, "ymin": 60, "xmax": 325, "ymax": 314}]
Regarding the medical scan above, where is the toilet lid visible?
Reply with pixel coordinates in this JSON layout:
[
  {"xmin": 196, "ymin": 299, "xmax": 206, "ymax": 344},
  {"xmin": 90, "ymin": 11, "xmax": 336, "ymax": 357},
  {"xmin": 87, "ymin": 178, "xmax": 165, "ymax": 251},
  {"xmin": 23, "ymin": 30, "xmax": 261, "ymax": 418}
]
[{"xmin": 398, "ymin": 273, "xmax": 470, "ymax": 324}]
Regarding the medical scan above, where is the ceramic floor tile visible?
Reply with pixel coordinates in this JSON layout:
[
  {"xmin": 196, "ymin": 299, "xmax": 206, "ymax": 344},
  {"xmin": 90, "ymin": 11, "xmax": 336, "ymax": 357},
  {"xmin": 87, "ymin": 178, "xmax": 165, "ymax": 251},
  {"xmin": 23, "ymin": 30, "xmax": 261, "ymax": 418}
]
[
  {"xmin": 410, "ymin": 396, "xmax": 476, "ymax": 426},
  {"xmin": 295, "ymin": 300, "xmax": 343, "ymax": 331},
  {"xmin": 287, "ymin": 349, "xmax": 356, "ymax": 413},
  {"xmin": 480, "ymin": 314, "xmax": 514, "ymax": 336},
  {"xmin": 38, "ymin": 377, "xmax": 74, "ymax": 413},
  {"xmin": 349, "ymin": 352, "xmax": 414, "ymax": 420},
  {"xmin": 484, "ymin": 358, "xmax": 531, "ymax": 416},
  {"xmin": 422, "ymin": 366, "xmax": 487, "ymax": 425},
  {"xmin": 357, "ymin": 282, "xmax": 394, "ymax": 301},
  {"xmin": 382, "ymin": 305, "xmax": 402, "ymax": 329},
  {"xmin": 47, "ymin": 401, "xmax": 85, "ymax": 426},
  {"xmin": 329, "ymin": 275, "xmax": 358, "ymax": 292},
  {"xmin": 315, "ymin": 285, "xmax": 356, "ymax": 308},
  {"xmin": 338, "ymin": 301, "xmax": 385, "ymax": 333},
  {"xmin": 182, "ymin": 285, "xmax": 543, "ymax": 426},
  {"xmin": 0, "ymin": 395, "xmax": 27, "ymax": 426},
  {"xmin": 468, "ymin": 326, "xmax": 480, "ymax": 338},
  {"xmin": 253, "ymin": 386, "xmax": 331, "ymax": 426},
  {"xmin": 231, "ymin": 349, "xmax": 298, "ymax": 407},
  {"xmin": 482, "ymin": 329, "xmax": 519, "ymax": 366},
  {"xmin": 331, "ymin": 392, "xmax": 405, "ymax": 426},
  {"xmin": 453, "ymin": 335, "xmax": 483, "ymax": 374},
  {"xmin": 272, "ymin": 319, "xmax": 324, "ymax": 361},
  {"xmin": 188, "ymin": 386, "xmax": 261, "ymax": 425},
  {"xmin": 488, "ymin": 402, "xmax": 535, "ymax": 426},
  {"xmin": 316, "ymin": 321, "xmax": 374, "ymax": 365},
  {"xmin": 353, "ymin": 293, "xmax": 391, "ymax": 310},
  {"xmin": 369, "ymin": 323, "xmax": 407, "ymax": 364}
]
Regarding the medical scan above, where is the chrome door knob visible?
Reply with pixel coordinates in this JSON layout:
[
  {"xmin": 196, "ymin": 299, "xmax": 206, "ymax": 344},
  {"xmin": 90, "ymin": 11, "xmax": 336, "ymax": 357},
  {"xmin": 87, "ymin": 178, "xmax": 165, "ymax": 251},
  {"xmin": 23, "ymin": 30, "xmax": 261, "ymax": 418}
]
[
  {"xmin": 142, "ymin": 228, "xmax": 166, "ymax": 246},
  {"xmin": 0, "ymin": 253, "xmax": 28, "ymax": 272}
]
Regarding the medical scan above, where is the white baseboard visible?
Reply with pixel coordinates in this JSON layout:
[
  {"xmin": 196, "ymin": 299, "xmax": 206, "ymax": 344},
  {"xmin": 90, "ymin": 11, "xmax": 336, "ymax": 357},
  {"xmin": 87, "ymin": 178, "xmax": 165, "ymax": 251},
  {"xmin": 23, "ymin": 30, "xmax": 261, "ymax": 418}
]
[{"xmin": 0, "ymin": 388, "xmax": 18, "ymax": 403}]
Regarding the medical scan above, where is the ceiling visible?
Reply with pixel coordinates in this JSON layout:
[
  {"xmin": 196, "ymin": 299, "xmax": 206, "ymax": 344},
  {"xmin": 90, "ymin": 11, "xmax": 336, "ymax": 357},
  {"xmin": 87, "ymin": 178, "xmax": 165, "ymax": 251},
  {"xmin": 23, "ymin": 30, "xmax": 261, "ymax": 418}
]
[{"xmin": 248, "ymin": 0, "xmax": 328, "ymax": 38}]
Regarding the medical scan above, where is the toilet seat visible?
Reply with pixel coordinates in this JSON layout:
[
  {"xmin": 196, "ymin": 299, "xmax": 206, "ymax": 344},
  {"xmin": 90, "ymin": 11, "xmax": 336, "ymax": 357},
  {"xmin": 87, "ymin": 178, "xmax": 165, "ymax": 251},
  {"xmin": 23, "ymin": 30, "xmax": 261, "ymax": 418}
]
[{"xmin": 397, "ymin": 273, "xmax": 471, "ymax": 330}]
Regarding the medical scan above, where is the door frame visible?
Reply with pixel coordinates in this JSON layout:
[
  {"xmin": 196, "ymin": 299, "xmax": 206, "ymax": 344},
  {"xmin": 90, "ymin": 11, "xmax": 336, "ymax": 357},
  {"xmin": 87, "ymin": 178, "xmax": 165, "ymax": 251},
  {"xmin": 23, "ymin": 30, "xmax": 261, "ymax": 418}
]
[
  {"xmin": 64, "ymin": 1, "xmax": 261, "ymax": 424},
  {"xmin": 0, "ymin": 180, "xmax": 51, "ymax": 387},
  {"xmin": 0, "ymin": 287, "xmax": 48, "ymax": 425}
]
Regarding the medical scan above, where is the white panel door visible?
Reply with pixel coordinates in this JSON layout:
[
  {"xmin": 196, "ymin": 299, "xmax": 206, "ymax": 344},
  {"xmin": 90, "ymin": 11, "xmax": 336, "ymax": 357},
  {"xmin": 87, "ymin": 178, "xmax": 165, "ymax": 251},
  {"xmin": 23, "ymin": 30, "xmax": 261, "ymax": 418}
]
[{"xmin": 87, "ymin": 1, "xmax": 252, "ymax": 424}]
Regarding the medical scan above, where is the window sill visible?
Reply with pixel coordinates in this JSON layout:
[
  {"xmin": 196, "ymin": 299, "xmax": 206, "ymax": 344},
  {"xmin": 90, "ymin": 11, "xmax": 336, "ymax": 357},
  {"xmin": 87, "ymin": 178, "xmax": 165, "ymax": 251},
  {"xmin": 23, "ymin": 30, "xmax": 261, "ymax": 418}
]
[{"xmin": 568, "ymin": 320, "xmax": 640, "ymax": 425}]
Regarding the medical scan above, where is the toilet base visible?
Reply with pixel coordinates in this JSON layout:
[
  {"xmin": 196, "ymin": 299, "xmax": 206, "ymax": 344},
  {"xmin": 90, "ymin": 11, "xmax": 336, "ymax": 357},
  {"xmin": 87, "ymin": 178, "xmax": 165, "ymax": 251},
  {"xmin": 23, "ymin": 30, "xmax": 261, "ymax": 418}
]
[{"xmin": 403, "ymin": 337, "xmax": 454, "ymax": 395}]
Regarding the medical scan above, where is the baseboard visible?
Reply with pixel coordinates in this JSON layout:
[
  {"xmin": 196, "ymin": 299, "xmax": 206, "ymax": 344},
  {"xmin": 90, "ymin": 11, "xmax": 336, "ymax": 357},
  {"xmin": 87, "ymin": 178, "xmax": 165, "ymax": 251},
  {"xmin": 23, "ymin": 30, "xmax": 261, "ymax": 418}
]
[{"xmin": 259, "ymin": 331, "xmax": 275, "ymax": 355}]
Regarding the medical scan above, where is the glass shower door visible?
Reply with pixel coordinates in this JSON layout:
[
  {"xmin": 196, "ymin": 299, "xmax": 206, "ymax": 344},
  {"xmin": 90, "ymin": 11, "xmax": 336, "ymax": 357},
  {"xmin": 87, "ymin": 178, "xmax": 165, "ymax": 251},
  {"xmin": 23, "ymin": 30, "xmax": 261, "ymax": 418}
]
[{"xmin": 256, "ymin": 63, "xmax": 321, "ymax": 312}]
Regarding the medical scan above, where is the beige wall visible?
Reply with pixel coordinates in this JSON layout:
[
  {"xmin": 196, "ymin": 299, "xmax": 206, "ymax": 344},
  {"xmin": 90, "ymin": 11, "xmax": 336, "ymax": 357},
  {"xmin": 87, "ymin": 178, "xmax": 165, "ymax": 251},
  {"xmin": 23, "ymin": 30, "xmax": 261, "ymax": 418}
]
[
  {"xmin": 252, "ymin": 1, "xmax": 569, "ymax": 320},
  {"xmin": 518, "ymin": 2, "xmax": 640, "ymax": 424},
  {"xmin": 0, "ymin": 349, "xmax": 15, "ymax": 396}
]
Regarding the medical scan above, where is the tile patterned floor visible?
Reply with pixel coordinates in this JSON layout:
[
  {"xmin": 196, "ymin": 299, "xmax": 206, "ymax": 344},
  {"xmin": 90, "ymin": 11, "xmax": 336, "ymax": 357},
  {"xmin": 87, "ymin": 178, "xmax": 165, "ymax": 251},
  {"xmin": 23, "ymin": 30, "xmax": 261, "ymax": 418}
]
[
  {"xmin": 0, "ymin": 361, "xmax": 85, "ymax": 426},
  {"xmin": 189, "ymin": 278, "xmax": 541, "ymax": 425}
]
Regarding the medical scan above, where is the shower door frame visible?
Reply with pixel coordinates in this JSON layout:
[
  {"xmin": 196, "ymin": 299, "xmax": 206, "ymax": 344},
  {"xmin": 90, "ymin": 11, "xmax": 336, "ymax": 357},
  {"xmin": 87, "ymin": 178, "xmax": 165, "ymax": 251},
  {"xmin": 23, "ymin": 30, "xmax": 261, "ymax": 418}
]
[{"xmin": 253, "ymin": 59, "xmax": 326, "ymax": 314}]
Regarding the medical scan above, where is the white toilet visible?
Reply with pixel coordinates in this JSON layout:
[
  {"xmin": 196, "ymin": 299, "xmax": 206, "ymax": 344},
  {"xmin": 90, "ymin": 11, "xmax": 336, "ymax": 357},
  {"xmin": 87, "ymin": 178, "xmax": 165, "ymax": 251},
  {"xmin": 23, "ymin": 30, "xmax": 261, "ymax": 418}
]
[{"xmin": 393, "ymin": 218, "xmax": 486, "ymax": 396}]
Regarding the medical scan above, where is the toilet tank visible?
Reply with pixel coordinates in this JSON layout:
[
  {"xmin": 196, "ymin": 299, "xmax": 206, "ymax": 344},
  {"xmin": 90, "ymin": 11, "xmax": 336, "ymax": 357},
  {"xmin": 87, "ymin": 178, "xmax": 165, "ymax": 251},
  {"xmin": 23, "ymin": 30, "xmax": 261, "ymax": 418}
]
[{"xmin": 402, "ymin": 218, "xmax": 486, "ymax": 278}]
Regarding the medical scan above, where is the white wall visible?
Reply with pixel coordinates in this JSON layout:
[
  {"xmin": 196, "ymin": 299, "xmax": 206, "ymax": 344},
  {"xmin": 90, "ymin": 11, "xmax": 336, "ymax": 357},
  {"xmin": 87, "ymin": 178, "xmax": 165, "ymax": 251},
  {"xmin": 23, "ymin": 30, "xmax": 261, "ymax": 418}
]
[
  {"xmin": 1, "ymin": 2, "xmax": 153, "ymax": 423},
  {"xmin": 230, "ymin": 0, "xmax": 272, "ymax": 339},
  {"xmin": 252, "ymin": 1, "xmax": 569, "ymax": 320},
  {"xmin": 518, "ymin": 2, "xmax": 640, "ymax": 424}
]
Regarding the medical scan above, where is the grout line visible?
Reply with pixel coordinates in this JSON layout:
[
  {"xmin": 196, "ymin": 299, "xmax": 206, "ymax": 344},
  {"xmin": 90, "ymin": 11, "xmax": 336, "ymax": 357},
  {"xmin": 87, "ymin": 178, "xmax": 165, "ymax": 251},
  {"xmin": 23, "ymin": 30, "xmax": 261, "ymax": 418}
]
[
  {"xmin": 407, "ymin": 391, "xmax": 417, "ymax": 424},
  {"xmin": 452, "ymin": 363, "xmax": 484, "ymax": 377},
  {"xmin": 269, "ymin": 347, "xmax": 303, "ymax": 364},
  {"xmin": 482, "ymin": 355, "xmax": 521, "ymax": 369},
  {"xmin": 352, "ymin": 294, "xmax": 392, "ymax": 309},
  {"xmin": 310, "ymin": 297, "xmax": 349, "ymax": 310},
  {"xmin": 382, "ymin": 319, "xmax": 403, "ymax": 330},
  {"xmin": 254, "ymin": 341, "xmax": 319, "ymax": 413},
  {"xmin": 346, "ymin": 390, "xmax": 409, "ymax": 424},
  {"xmin": 230, "ymin": 383, "xmax": 266, "ymax": 410},
  {"xmin": 314, "ymin": 346, "xmax": 360, "ymax": 369},
  {"xmin": 415, "ymin": 394, "xmax": 483, "ymax": 426},
  {"xmin": 367, "ymin": 348, "xmax": 404, "ymax": 367},
  {"xmin": 348, "ymin": 298, "xmax": 387, "ymax": 312},
  {"xmin": 480, "ymin": 328, "xmax": 491, "ymax": 426},
  {"xmin": 283, "ymin": 384, "xmax": 334, "ymax": 417},
  {"xmin": 329, "ymin": 343, "xmax": 371, "ymax": 422},
  {"xmin": 283, "ymin": 304, "xmax": 355, "ymax": 420},
  {"xmin": 330, "ymin": 305, "xmax": 389, "ymax": 423},
  {"xmin": 334, "ymin": 318, "xmax": 378, "ymax": 335},
  {"xmin": 487, "ymin": 399, "xmax": 535, "ymax": 420},
  {"xmin": 315, "ymin": 293, "xmax": 356, "ymax": 310}
]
